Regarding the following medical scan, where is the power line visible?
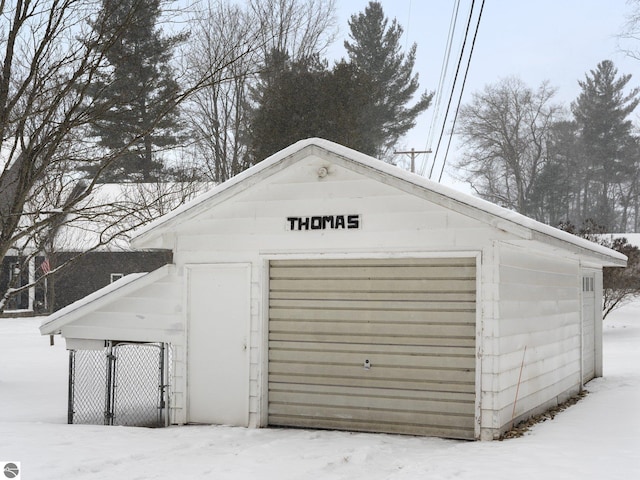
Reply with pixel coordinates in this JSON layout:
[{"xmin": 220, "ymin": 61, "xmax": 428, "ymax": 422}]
[
  {"xmin": 438, "ymin": 0, "xmax": 485, "ymax": 183},
  {"xmin": 405, "ymin": 0, "xmax": 412, "ymax": 51},
  {"xmin": 418, "ymin": 0, "xmax": 462, "ymax": 177},
  {"xmin": 428, "ymin": 0, "xmax": 477, "ymax": 180}
]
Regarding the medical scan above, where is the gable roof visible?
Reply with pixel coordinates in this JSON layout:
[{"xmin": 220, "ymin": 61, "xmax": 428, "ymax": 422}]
[{"xmin": 130, "ymin": 138, "xmax": 626, "ymax": 267}]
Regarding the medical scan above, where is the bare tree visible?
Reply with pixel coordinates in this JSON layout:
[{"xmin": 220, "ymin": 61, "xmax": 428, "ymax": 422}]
[
  {"xmin": 249, "ymin": 0, "xmax": 337, "ymax": 63},
  {"xmin": 0, "ymin": 0, "xmax": 256, "ymax": 312},
  {"xmin": 185, "ymin": 0, "xmax": 259, "ymax": 183},
  {"xmin": 619, "ymin": 0, "xmax": 640, "ymax": 61},
  {"xmin": 455, "ymin": 77, "xmax": 563, "ymax": 217},
  {"xmin": 185, "ymin": 0, "xmax": 338, "ymax": 182}
]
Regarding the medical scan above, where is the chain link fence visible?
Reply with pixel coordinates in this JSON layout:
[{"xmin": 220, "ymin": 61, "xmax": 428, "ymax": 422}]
[{"xmin": 68, "ymin": 341, "xmax": 170, "ymax": 427}]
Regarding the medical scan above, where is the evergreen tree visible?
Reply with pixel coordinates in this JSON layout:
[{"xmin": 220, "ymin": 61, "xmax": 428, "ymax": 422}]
[
  {"xmin": 248, "ymin": 51, "xmax": 375, "ymax": 162},
  {"xmin": 571, "ymin": 60, "xmax": 640, "ymax": 230},
  {"xmin": 529, "ymin": 120, "xmax": 581, "ymax": 226},
  {"xmin": 84, "ymin": 0, "xmax": 184, "ymax": 182},
  {"xmin": 344, "ymin": 1, "xmax": 432, "ymax": 159}
]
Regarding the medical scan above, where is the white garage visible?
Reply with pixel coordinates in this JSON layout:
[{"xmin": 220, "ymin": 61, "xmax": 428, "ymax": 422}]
[{"xmin": 40, "ymin": 138, "xmax": 626, "ymax": 440}]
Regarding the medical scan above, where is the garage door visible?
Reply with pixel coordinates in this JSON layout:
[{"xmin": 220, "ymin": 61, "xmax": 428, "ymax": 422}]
[{"xmin": 268, "ymin": 258, "xmax": 477, "ymax": 439}]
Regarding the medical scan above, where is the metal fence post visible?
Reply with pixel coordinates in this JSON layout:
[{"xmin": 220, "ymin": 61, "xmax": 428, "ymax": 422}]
[
  {"xmin": 104, "ymin": 342, "xmax": 116, "ymax": 426},
  {"xmin": 68, "ymin": 350, "xmax": 75, "ymax": 424},
  {"xmin": 158, "ymin": 342, "xmax": 166, "ymax": 426}
]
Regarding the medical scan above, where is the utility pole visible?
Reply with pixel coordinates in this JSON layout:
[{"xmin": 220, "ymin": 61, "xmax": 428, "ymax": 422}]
[{"xmin": 394, "ymin": 148, "xmax": 432, "ymax": 174}]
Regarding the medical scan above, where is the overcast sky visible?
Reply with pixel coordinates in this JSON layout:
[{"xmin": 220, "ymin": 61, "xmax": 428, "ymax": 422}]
[{"xmin": 327, "ymin": 0, "xmax": 639, "ymax": 187}]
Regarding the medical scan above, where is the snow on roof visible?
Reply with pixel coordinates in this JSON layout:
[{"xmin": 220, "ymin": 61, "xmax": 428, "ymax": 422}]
[
  {"xmin": 39, "ymin": 264, "xmax": 173, "ymax": 335},
  {"xmin": 130, "ymin": 138, "xmax": 626, "ymax": 265}
]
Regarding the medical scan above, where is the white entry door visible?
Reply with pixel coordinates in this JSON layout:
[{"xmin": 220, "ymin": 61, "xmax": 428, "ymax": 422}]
[{"xmin": 187, "ymin": 264, "xmax": 251, "ymax": 425}]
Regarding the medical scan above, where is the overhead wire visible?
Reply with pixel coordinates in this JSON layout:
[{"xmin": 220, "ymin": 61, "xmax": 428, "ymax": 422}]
[
  {"xmin": 418, "ymin": 0, "xmax": 462, "ymax": 177},
  {"xmin": 437, "ymin": 0, "xmax": 485, "ymax": 183},
  {"xmin": 428, "ymin": 0, "xmax": 476, "ymax": 180},
  {"xmin": 405, "ymin": 0, "xmax": 412, "ymax": 51}
]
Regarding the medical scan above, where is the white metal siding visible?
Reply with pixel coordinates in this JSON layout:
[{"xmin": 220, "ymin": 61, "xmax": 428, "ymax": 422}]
[
  {"xmin": 493, "ymin": 244, "xmax": 582, "ymax": 435},
  {"xmin": 59, "ymin": 269, "xmax": 182, "ymax": 343},
  {"xmin": 268, "ymin": 258, "xmax": 477, "ymax": 439}
]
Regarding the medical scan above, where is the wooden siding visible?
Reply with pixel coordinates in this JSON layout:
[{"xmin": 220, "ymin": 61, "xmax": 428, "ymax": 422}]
[
  {"xmin": 268, "ymin": 258, "xmax": 477, "ymax": 439},
  {"xmin": 491, "ymin": 243, "xmax": 581, "ymax": 434}
]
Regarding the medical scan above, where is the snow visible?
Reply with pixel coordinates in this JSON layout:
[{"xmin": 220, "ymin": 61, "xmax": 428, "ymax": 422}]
[{"xmin": 2, "ymin": 304, "xmax": 640, "ymax": 479}]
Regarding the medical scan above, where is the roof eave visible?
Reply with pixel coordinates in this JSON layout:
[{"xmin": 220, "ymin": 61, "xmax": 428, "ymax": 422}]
[
  {"xmin": 528, "ymin": 231, "xmax": 627, "ymax": 267},
  {"xmin": 130, "ymin": 142, "xmax": 318, "ymax": 249},
  {"xmin": 39, "ymin": 264, "xmax": 174, "ymax": 335}
]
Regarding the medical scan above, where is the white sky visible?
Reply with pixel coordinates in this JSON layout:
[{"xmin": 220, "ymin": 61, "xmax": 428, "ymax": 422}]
[{"xmin": 327, "ymin": 0, "xmax": 640, "ymax": 188}]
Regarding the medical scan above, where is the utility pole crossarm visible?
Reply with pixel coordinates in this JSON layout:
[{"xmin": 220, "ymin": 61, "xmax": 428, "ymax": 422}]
[{"xmin": 394, "ymin": 148, "xmax": 432, "ymax": 174}]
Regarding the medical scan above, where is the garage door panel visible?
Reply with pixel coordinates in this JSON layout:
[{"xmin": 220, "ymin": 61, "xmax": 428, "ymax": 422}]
[
  {"xmin": 269, "ymin": 332, "xmax": 476, "ymax": 348},
  {"xmin": 269, "ymin": 362, "xmax": 474, "ymax": 384},
  {"xmin": 269, "ymin": 391, "xmax": 475, "ymax": 415},
  {"xmin": 270, "ymin": 382, "xmax": 476, "ymax": 403},
  {"xmin": 268, "ymin": 404, "xmax": 475, "ymax": 430},
  {"xmin": 270, "ymin": 290, "xmax": 476, "ymax": 302},
  {"xmin": 269, "ymin": 340, "xmax": 474, "ymax": 357},
  {"xmin": 270, "ymin": 278, "xmax": 476, "ymax": 293},
  {"xmin": 269, "ymin": 348, "xmax": 475, "ymax": 369},
  {"xmin": 270, "ymin": 265, "xmax": 477, "ymax": 280},
  {"xmin": 269, "ymin": 320, "xmax": 475, "ymax": 338},
  {"xmin": 270, "ymin": 301, "xmax": 475, "ymax": 314},
  {"xmin": 269, "ymin": 301, "xmax": 475, "ymax": 324},
  {"xmin": 268, "ymin": 373, "xmax": 475, "ymax": 393},
  {"xmin": 270, "ymin": 258, "xmax": 476, "ymax": 268},
  {"xmin": 268, "ymin": 258, "xmax": 477, "ymax": 439}
]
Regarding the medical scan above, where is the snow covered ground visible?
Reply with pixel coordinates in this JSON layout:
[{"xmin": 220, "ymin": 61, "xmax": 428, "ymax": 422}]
[{"xmin": 1, "ymin": 305, "xmax": 639, "ymax": 480}]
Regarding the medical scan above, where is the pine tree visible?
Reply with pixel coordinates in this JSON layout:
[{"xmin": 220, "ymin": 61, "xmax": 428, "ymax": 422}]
[
  {"xmin": 84, "ymin": 0, "xmax": 184, "ymax": 182},
  {"xmin": 248, "ymin": 51, "xmax": 376, "ymax": 162},
  {"xmin": 571, "ymin": 60, "xmax": 640, "ymax": 230},
  {"xmin": 344, "ymin": 1, "xmax": 432, "ymax": 159},
  {"xmin": 529, "ymin": 120, "xmax": 581, "ymax": 226}
]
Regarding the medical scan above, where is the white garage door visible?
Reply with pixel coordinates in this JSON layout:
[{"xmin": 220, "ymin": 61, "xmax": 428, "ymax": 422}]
[{"xmin": 268, "ymin": 258, "xmax": 477, "ymax": 439}]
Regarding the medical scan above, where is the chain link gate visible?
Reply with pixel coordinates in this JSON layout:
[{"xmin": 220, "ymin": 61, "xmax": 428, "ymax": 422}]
[{"xmin": 68, "ymin": 341, "xmax": 170, "ymax": 427}]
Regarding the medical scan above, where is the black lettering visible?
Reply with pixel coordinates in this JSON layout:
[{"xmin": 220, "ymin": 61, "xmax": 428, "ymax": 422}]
[
  {"xmin": 298, "ymin": 217, "xmax": 310, "ymax": 230},
  {"xmin": 287, "ymin": 214, "xmax": 361, "ymax": 230},
  {"xmin": 311, "ymin": 216, "xmax": 323, "ymax": 229},
  {"xmin": 287, "ymin": 217, "xmax": 298, "ymax": 230}
]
